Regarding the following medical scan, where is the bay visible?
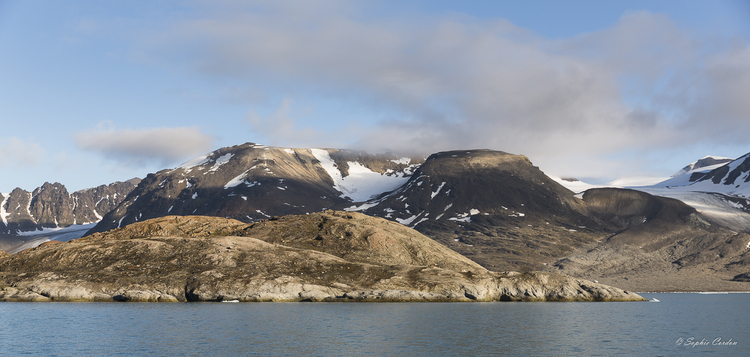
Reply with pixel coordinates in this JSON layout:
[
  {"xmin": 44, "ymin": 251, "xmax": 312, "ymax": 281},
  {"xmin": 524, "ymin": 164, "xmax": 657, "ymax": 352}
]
[{"xmin": 0, "ymin": 293, "xmax": 746, "ymax": 356}]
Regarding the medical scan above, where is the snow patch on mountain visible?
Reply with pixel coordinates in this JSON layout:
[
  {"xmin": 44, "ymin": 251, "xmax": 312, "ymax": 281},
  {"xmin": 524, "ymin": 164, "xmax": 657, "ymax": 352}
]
[
  {"xmin": 225, "ymin": 169, "xmax": 252, "ymax": 189},
  {"xmin": 179, "ymin": 154, "xmax": 211, "ymax": 170},
  {"xmin": 0, "ymin": 193, "xmax": 9, "ymax": 225},
  {"xmin": 637, "ymin": 188, "xmax": 750, "ymax": 232},
  {"xmin": 208, "ymin": 154, "xmax": 233, "ymax": 173},
  {"xmin": 549, "ymin": 176, "xmax": 602, "ymax": 194},
  {"xmin": 396, "ymin": 214, "xmax": 420, "ymax": 225},
  {"xmin": 390, "ymin": 157, "xmax": 411, "ymax": 165},
  {"xmin": 607, "ymin": 176, "xmax": 670, "ymax": 187},
  {"xmin": 311, "ymin": 149, "xmax": 412, "ymax": 202},
  {"xmin": 17, "ymin": 222, "xmax": 97, "ymax": 237},
  {"xmin": 431, "ymin": 182, "xmax": 446, "ymax": 199},
  {"xmin": 25, "ymin": 192, "xmax": 34, "ymax": 224}
]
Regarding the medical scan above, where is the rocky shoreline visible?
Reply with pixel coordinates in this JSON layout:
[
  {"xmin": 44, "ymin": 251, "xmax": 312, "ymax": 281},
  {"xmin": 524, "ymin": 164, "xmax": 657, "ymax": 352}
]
[{"xmin": 0, "ymin": 212, "xmax": 645, "ymax": 302}]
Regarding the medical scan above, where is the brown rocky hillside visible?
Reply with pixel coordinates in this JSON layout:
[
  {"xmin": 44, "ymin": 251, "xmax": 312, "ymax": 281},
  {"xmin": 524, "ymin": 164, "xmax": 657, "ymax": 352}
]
[{"xmin": 0, "ymin": 212, "xmax": 643, "ymax": 302}]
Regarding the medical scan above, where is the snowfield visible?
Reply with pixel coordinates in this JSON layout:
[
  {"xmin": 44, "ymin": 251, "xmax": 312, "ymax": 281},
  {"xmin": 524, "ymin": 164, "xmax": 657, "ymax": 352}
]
[
  {"xmin": 311, "ymin": 149, "xmax": 412, "ymax": 202},
  {"xmin": 553, "ymin": 154, "xmax": 750, "ymax": 232}
]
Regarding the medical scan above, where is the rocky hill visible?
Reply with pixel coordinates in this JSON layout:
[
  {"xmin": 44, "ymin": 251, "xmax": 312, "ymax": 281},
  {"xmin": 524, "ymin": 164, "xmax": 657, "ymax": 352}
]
[
  {"xmin": 86, "ymin": 143, "xmax": 422, "ymax": 235},
  {"xmin": 0, "ymin": 180, "xmax": 139, "ymax": 252},
  {"xmin": 0, "ymin": 212, "xmax": 643, "ymax": 302}
]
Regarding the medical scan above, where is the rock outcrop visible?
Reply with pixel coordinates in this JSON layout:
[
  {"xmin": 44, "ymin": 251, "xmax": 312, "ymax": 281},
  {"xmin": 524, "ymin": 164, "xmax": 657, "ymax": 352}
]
[
  {"xmin": 0, "ymin": 212, "xmax": 643, "ymax": 302},
  {"xmin": 0, "ymin": 180, "xmax": 139, "ymax": 235}
]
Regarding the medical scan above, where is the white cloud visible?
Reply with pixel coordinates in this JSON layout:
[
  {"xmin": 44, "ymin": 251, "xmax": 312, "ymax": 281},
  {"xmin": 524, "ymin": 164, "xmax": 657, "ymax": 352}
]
[
  {"xmin": 137, "ymin": 2, "xmax": 750, "ymax": 179},
  {"xmin": 0, "ymin": 137, "xmax": 46, "ymax": 168},
  {"xmin": 246, "ymin": 98, "xmax": 327, "ymax": 147},
  {"xmin": 74, "ymin": 125, "xmax": 214, "ymax": 167}
]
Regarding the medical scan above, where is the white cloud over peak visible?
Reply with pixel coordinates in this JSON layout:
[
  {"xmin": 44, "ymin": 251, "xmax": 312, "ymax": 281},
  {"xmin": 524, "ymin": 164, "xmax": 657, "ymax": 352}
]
[
  {"xmin": 74, "ymin": 126, "xmax": 214, "ymax": 167},
  {"xmin": 136, "ymin": 2, "xmax": 749, "ymax": 179}
]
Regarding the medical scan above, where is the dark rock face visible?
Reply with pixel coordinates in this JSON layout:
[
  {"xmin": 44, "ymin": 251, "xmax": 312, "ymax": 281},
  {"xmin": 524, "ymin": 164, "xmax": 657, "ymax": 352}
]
[
  {"xmin": 350, "ymin": 150, "xmax": 604, "ymax": 271},
  {"xmin": 0, "ymin": 180, "xmax": 139, "ymax": 235},
  {"xmin": 86, "ymin": 143, "xmax": 422, "ymax": 235},
  {"xmin": 0, "ymin": 213, "xmax": 644, "ymax": 302},
  {"xmin": 676, "ymin": 156, "xmax": 733, "ymax": 179},
  {"xmin": 691, "ymin": 154, "xmax": 750, "ymax": 185}
]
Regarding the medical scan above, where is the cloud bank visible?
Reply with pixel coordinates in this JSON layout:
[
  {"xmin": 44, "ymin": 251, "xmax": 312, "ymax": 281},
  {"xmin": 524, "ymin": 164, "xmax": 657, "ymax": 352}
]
[
  {"xmin": 74, "ymin": 126, "xmax": 214, "ymax": 167},
  {"xmin": 141, "ymin": 1, "xmax": 749, "ymax": 179},
  {"xmin": 0, "ymin": 137, "xmax": 46, "ymax": 168}
]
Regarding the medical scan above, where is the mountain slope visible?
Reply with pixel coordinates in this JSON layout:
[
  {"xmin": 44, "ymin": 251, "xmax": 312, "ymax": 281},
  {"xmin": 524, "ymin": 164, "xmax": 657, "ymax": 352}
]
[
  {"xmin": 0, "ymin": 180, "xmax": 139, "ymax": 251},
  {"xmin": 86, "ymin": 143, "xmax": 422, "ymax": 235},
  {"xmin": 0, "ymin": 212, "xmax": 643, "ymax": 302},
  {"xmin": 672, "ymin": 156, "xmax": 733, "ymax": 177},
  {"xmin": 346, "ymin": 149, "xmax": 620, "ymax": 271},
  {"xmin": 553, "ymin": 188, "xmax": 750, "ymax": 292},
  {"xmin": 623, "ymin": 153, "xmax": 750, "ymax": 233}
]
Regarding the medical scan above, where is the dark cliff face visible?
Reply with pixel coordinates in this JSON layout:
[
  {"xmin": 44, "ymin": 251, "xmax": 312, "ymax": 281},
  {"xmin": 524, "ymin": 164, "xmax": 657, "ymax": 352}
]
[
  {"xmin": 0, "ymin": 180, "xmax": 139, "ymax": 235},
  {"xmin": 355, "ymin": 150, "xmax": 587, "ymax": 223},
  {"xmin": 86, "ymin": 143, "xmax": 423, "ymax": 235},
  {"xmin": 690, "ymin": 153, "xmax": 750, "ymax": 185}
]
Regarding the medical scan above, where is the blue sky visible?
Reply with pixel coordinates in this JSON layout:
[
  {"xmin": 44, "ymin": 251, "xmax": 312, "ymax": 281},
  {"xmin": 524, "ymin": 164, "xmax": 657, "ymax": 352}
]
[{"xmin": 1, "ymin": 0, "xmax": 749, "ymax": 192}]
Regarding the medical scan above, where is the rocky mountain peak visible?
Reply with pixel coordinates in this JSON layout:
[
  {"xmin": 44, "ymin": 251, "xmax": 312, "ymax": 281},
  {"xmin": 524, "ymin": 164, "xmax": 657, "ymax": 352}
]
[
  {"xmin": 86, "ymin": 143, "xmax": 423, "ymax": 235},
  {"xmin": 0, "ymin": 181, "xmax": 137, "ymax": 236}
]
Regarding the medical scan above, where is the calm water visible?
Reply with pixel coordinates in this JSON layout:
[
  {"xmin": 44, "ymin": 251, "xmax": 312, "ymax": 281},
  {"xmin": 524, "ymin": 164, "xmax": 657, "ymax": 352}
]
[{"xmin": 0, "ymin": 293, "xmax": 747, "ymax": 356}]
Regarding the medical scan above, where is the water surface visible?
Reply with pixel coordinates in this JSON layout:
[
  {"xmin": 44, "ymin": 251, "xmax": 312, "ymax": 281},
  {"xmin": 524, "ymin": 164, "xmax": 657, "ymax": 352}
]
[{"xmin": 0, "ymin": 293, "xmax": 745, "ymax": 356}]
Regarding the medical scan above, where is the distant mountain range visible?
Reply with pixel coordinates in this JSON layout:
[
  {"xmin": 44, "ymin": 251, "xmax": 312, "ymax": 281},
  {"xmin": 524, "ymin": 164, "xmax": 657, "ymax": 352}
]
[
  {"xmin": 0, "ymin": 179, "xmax": 139, "ymax": 251},
  {"xmin": 4, "ymin": 142, "xmax": 750, "ymax": 291},
  {"xmin": 555, "ymin": 153, "xmax": 750, "ymax": 233},
  {"xmin": 0, "ymin": 179, "xmax": 140, "ymax": 233}
]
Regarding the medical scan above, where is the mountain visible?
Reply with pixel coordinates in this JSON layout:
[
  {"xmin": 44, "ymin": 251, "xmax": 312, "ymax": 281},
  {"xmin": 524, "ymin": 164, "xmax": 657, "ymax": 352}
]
[
  {"xmin": 86, "ymin": 143, "xmax": 422, "ymax": 235},
  {"xmin": 69, "ymin": 143, "xmax": 750, "ymax": 291},
  {"xmin": 0, "ymin": 180, "xmax": 139, "ymax": 251},
  {"xmin": 552, "ymin": 187, "xmax": 750, "ymax": 292},
  {"xmin": 553, "ymin": 153, "xmax": 750, "ymax": 234},
  {"xmin": 345, "ymin": 149, "xmax": 607, "ymax": 271},
  {"xmin": 0, "ymin": 212, "xmax": 644, "ymax": 302},
  {"xmin": 672, "ymin": 156, "xmax": 733, "ymax": 177},
  {"xmin": 617, "ymin": 153, "xmax": 750, "ymax": 233},
  {"xmin": 684, "ymin": 153, "xmax": 750, "ymax": 196},
  {"xmin": 339, "ymin": 150, "xmax": 750, "ymax": 292}
]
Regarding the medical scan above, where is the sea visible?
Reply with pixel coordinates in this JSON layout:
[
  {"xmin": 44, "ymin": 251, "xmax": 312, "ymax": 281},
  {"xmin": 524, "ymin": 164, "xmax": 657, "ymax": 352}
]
[{"xmin": 0, "ymin": 293, "xmax": 746, "ymax": 356}]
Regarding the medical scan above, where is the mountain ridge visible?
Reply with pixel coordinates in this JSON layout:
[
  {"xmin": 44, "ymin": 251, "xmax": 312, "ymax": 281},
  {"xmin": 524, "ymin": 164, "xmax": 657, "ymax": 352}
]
[{"xmin": 86, "ymin": 143, "xmax": 423, "ymax": 235}]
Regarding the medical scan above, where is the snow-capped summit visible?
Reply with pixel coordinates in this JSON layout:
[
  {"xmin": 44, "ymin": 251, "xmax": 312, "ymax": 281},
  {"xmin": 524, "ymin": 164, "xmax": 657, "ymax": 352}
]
[
  {"xmin": 685, "ymin": 153, "xmax": 750, "ymax": 197},
  {"xmin": 672, "ymin": 156, "xmax": 733, "ymax": 177},
  {"xmin": 87, "ymin": 143, "xmax": 424, "ymax": 235}
]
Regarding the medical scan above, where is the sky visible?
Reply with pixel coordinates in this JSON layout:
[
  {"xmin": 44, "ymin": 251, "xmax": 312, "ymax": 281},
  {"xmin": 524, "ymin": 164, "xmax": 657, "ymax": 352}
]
[{"xmin": 1, "ymin": 0, "xmax": 749, "ymax": 192}]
